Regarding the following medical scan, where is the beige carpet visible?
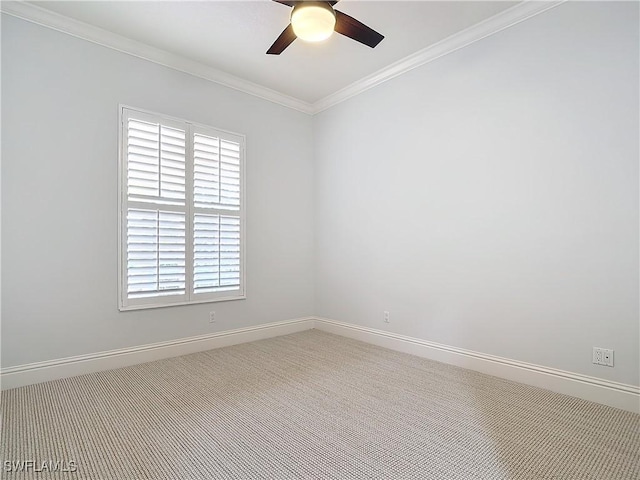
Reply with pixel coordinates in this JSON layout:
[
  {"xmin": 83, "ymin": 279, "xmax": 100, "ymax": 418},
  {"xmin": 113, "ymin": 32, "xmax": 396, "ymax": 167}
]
[{"xmin": 1, "ymin": 330, "xmax": 639, "ymax": 479}]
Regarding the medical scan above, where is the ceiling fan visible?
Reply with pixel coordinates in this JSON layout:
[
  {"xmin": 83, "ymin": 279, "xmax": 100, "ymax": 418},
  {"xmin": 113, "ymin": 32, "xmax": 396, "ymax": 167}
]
[{"xmin": 267, "ymin": 0, "xmax": 384, "ymax": 55}]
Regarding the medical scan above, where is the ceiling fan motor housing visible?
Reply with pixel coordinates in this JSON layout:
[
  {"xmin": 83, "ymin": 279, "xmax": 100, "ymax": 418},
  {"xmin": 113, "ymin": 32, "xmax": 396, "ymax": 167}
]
[{"xmin": 291, "ymin": 2, "xmax": 337, "ymax": 42}]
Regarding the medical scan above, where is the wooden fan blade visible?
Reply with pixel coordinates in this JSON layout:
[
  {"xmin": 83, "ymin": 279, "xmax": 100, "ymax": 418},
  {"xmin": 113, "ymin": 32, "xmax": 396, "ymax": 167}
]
[
  {"xmin": 334, "ymin": 10, "xmax": 384, "ymax": 48},
  {"xmin": 272, "ymin": 0, "xmax": 298, "ymax": 7},
  {"xmin": 273, "ymin": 0, "xmax": 339, "ymax": 5},
  {"xmin": 267, "ymin": 24, "xmax": 297, "ymax": 55}
]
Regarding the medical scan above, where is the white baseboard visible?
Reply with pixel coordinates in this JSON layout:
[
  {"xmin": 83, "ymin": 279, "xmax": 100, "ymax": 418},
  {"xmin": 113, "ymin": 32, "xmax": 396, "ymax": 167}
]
[
  {"xmin": 0, "ymin": 317, "xmax": 315, "ymax": 390},
  {"xmin": 3, "ymin": 315, "xmax": 638, "ymax": 414},
  {"xmin": 313, "ymin": 317, "xmax": 640, "ymax": 414}
]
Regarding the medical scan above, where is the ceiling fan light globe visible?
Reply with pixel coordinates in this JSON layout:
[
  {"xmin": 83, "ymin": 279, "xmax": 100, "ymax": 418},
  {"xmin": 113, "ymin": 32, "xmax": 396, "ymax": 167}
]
[{"xmin": 291, "ymin": 3, "xmax": 336, "ymax": 42}]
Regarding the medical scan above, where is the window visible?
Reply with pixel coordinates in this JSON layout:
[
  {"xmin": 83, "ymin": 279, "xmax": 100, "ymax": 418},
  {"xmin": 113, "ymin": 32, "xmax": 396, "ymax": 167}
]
[{"xmin": 118, "ymin": 107, "xmax": 245, "ymax": 310}]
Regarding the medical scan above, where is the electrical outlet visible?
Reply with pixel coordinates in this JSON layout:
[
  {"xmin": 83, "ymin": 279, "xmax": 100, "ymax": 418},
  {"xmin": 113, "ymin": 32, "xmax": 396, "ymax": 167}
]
[
  {"xmin": 592, "ymin": 347, "xmax": 603, "ymax": 365},
  {"xmin": 593, "ymin": 347, "xmax": 614, "ymax": 367},
  {"xmin": 383, "ymin": 311, "xmax": 390, "ymax": 323},
  {"xmin": 209, "ymin": 311, "xmax": 216, "ymax": 324}
]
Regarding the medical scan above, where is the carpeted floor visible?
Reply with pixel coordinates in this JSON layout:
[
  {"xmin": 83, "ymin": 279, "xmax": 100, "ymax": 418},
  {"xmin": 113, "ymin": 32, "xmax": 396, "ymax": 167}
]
[{"xmin": 1, "ymin": 330, "xmax": 639, "ymax": 479}]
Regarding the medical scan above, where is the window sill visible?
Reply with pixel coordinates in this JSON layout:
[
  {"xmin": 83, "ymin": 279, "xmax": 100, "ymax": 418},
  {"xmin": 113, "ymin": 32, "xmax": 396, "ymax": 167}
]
[{"xmin": 119, "ymin": 295, "xmax": 246, "ymax": 312}]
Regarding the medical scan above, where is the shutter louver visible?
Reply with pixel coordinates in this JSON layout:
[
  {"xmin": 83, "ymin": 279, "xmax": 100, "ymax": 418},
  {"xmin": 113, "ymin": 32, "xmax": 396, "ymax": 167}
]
[{"xmin": 220, "ymin": 139, "xmax": 241, "ymax": 209}]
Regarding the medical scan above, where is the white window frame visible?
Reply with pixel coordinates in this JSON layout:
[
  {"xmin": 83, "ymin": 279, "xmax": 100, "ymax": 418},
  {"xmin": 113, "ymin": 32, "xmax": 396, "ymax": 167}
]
[{"xmin": 118, "ymin": 105, "xmax": 246, "ymax": 311}]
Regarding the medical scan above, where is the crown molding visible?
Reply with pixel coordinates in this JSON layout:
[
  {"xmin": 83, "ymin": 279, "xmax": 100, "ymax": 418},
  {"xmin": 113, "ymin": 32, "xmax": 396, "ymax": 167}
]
[
  {"xmin": 2, "ymin": 1, "xmax": 565, "ymax": 116},
  {"xmin": 0, "ymin": 1, "xmax": 315, "ymax": 115},
  {"xmin": 310, "ymin": 0, "xmax": 566, "ymax": 114}
]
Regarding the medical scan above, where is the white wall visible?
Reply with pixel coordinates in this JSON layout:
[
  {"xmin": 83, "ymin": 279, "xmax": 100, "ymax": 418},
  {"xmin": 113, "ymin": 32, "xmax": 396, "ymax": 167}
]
[
  {"xmin": 2, "ymin": 2, "xmax": 639, "ymax": 390},
  {"xmin": 314, "ymin": 2, "xmax": 639, "ymax": 386},
  {"xmin": 1, "ymin": 15, "xmax": 315, "ymax": 367}
]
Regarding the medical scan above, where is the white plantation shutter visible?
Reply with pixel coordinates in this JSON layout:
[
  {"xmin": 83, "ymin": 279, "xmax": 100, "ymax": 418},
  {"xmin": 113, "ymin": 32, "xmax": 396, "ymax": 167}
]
[
  {"xmin": 193, "ymin": 214, "xmax": 241, "ymax": 293},
  {"xmin": 192, "ymin": 129, "xmax": 242, "ymax": 297},
  {"xmin": 127, "ymin": 120, "xmax": 186, "ymax": 203},
  {"xmin": 193, "ymin": 135, "xmax": 241, "ymax": 208},
  {"xmin": 126, "ymin": 209, "xmax": 186, "ymax": 297},
  {"xmin": 119, "ymin": 107, "xmax": 244, "ymax": 310}
]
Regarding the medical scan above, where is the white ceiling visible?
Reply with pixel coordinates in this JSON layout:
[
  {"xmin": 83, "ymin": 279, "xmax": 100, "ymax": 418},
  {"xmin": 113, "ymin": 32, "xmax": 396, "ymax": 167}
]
[{"xmin": 28, "ymin": 1, "xmax": 519, "ymax": 104}]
